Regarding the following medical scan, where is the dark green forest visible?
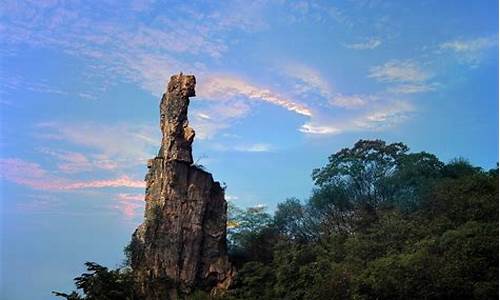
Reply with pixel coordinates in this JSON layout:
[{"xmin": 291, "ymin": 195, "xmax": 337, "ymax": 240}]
[{"xmin": 55, "ymin": 140, "xmax": 499, "ymax": 300}]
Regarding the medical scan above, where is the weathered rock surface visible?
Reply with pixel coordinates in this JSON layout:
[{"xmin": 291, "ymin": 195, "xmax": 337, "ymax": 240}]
[{"xmin": 131, "ymin": 74, "xmax": 233, "ymax": 299}]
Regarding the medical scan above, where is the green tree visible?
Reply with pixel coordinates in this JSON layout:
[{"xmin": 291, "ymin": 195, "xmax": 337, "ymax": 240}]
[
  {"xmin": 312, "ymin": 139, "xmax": 409, "ymax": 206},
  {"xmin": 274, "ymin": 198, "xmax": 319, "ymax": 242},
  {"xmin": 310, "ymin": 140, "xmax": 411, "ymax": 232},
  {"xmin": 227, "ymin": 204, "xmax": 276, "ymax": 265},
  {"xmin": 53, "ymin": 262, "xmax": 136, "ymax": 300},
  {"xmin": 230, "ymin": 140, "xmax": 498, "ymax": 300}
]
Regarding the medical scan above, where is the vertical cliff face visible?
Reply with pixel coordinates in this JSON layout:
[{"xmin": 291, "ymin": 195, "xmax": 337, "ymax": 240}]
[{"xmin": 131, "ymin": 74, "xmax": 233, "ymax": 299}]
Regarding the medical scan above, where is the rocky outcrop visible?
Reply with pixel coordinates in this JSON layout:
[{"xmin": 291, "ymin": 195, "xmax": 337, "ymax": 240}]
[{"xmin": 130, "ymin": 74, "xmax": 234, "ymax": 299}]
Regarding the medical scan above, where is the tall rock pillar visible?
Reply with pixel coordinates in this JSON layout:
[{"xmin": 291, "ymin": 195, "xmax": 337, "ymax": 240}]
[{"xmin": 130, "ymin": 74, "xmax": 233, "ymax": 299}]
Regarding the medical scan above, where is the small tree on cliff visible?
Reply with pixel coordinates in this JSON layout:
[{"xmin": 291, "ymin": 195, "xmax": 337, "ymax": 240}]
[{"xmin": 52, "ymin": 262, "xmax": 135, "ymax": 300}]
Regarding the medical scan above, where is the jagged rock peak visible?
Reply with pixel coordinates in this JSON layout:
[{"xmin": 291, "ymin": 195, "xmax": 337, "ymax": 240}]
[
  {"xmin": 159, "ymin": 73, "xmax": 196, "ymax": 164},
  {"xmin": 130, "ymin": 74, "xmax": 234, "ymax": 300}
]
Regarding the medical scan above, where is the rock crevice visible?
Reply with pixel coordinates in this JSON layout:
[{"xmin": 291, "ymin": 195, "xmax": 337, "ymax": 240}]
[{"xmin": 131, "ymin": 74, "xmax": 233, "ymax": 299}]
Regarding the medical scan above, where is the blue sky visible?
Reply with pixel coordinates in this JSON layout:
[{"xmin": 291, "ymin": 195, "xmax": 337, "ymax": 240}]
[{"xmin": 0, "ymin": 1, "xmax": 498, "ymax": 299}]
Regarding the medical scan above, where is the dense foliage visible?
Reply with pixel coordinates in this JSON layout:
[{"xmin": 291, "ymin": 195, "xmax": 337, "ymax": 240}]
[
  {"xmin": 225, "ymin": 140, "xmax": 498, "ymax": 300},
  {"xmin": 55, "ymin": 140, "xmax": 498, "ymax": 299}
]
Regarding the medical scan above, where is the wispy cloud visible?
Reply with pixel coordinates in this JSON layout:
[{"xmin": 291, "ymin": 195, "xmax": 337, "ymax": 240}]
[
  {"xmin": 353, "ymin": 101, "xmax": 414, "ymax": 130},
  {"xmin": 0, "ymin": 158, "xmax": 47, "ymax": 183},
  {"xmin": 344, "ymin": 38, "xmax": 382, "ymax": 50},
  {"xmin": 1, "ymin": 1, "xmax": 426, "ymax": 146},
  {"xmin": 235, "ymin": 144, "xmax": 272, "ymax": 152},
  {"xmin": 387, "ymin": 83, "xmax": 438, "ymax": 94},
  {"xmin": 282, "ymin": 64, "xmax": 332, "ymax": 99},
  {"xmin": 286, "ymin": 1, "xmax": 353, "ymax": 27},
  {"xmin": 439, "ymin": 36, "xmax": 497, "ymax": 66},
  {"xmin": 0, "ymin": 1, "xmax": 270, "ymax": 96},
  {"xmin": 199, "ymin": 75, "xmax": 312, "ymax": 116},
  {"xmin": 329, "ymin": 94, "xmax": 375, "ymax": 108},
  {"xmin": 299, "ymin": 123, "xmax": 341, "ymax": 135},
  {"xmin": 116, "ymin": 193, "xmax": 144, "ymax": 202},
  {"xmin": 37, "ymin": 148, "xmax": 118, "ymax": 173},
  {"xmin": 36, "ymin": 122, "xmax": 159, "ymax": 169},
  {"xmin": 192, "ymin": 75, "xmax": 312, "ymax": 138},
  {"xmin": 0, "ymin": 158, "xmax": 145, "ymax": 191},
  {"xmin": 283, "ymin": 63, "xmax": 377, "ymax": 110},
  {"xmin": 0, "ymin": 74, "xmax": 71, "ymax": 97},
  {"xmin": 368, "ymin": 59, "xmax": 440, "ymax": 95},
  {"xmin": 114, "ymin": 193, "xmax": 144, "ymax": 218},
  {"xmin": 62, "ymin": 176, "xmax": 145, "ymax": 190},
  {"xmin": 368, "ymin": 60, "xmax": 431, "ymax": 83},
  {"xmin": 440, "ymin": 36, "xmax": 497, "ymax": 53},
  {"xmin": 280, "ymin": 63, "xmax": 418, "ymax": 135},
  {"xmin": 284, "ymin": 61, "xmax": 410, "ymax": 123},
  {"xmin": 300, "ymin": 101, "xmax": 414, "ymax": 135},
  {"xmin": 208, "ymin": 142, "xmax": 273, "ymax": 153},
  {"xmin": 225, "ymin": 194, "xmax": 239, "ymax": 201},
  {"xmin": 191, "ymin": 101, "xmax": 251, "ymax": 139}
]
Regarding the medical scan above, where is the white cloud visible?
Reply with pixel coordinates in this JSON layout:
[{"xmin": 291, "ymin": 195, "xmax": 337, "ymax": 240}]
[
  {"xmin": 0, "ymin": 1, "xmax": 271, "ymax": 96},
  {"xmin": 286, "ymin": 1, "xmax": 352, "ymax": 27},
  {"xmin": 440, "ymin": 36, "xmax": 497, "ymax": 53},
  {"xmin": 368, "ymin": 60, "xmax": 431, "ymax": 83},
  {"xmin": 353, "ymin": 101, "xmax": 414, "ymax": 130},
  {"xmin": 191, "ymin": 101, "xmax": 250, "ymax": 139},
  {"xmin": 279, "ymin": 63, "xmax": 417, "ymax": 134},
  {"xmin": 225, "ymin": 195, "xmax": 239, "ymax": 201},
  {"xmin": 192, "ymin": 75, "xmax": 312, "ymax": 138},
  {"xmin": 387, "ymin": 83, "xmax": 437, "ymax": 94},
  {"xmin": 1, "ymin": 2, "xmax": 420, "ymax": 142},
  {"xmin": 283, "ymin": 63, "xmax": 381, "ymax": 109},
  {"xmin": 300, "ymin": 101, "xmax": 414, "ymax": 135},
  {"xmin": 116, "ymin": 193, "xmax": 145, "ymax": 202},
  {"xmin": 235, "ymin": 144, "xmax": 272, "ymax": 152},
  {"xmin": 299, "ymin": 123, "xmax": 341, "ymax": 135},
  {"xmin": 282, "ymin": 64, "xmax": 332, "ymax": 98},
  {"xmin": 439, "ymin": 36, "xmax": 497, "ymax": 66},
  {"xmin": 329, "ymin": 94, "xmax": 375, "ymax": 108},
  {"xmin": 344, "ymin": 38, "xmax": 381, "ymax": 50},
  {"xmin": 368, "ymin": 59, "xmax": 440, "ymax": 95},
  {"xmin": 196, "ymin": 113, "xmax": 212, "ymax": 120},
  {"xmin": 199, "ymin": 75, "xmax": 312, "ymax": 116},
  {"xmin": 207, "ymin": 142, "xmax": 273, "ymax": 153}
]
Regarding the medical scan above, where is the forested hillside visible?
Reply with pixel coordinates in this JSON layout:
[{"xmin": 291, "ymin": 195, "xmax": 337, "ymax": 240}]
[{"xmin": 55, "ymin": 140, "xmax": 499, "ymax": 300}]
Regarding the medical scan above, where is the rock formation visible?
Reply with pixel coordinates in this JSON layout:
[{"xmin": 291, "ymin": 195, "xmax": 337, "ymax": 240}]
[{"xmin": 130, "ymin": 74, "xmax": 234, "ymax": 299}]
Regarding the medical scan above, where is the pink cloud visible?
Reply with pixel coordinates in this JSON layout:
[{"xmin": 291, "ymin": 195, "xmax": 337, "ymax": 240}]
[
  {"xmin": 36, "ymin": 123, "xmax": 158, "ymax": 170},
  {"xmin": 0, "ymin": 158, "xmax": 47, "ymax": 178},
  {"xmin": 62, "ymin": 176, "xmax": 145, "ymax": 190},
  {"xmin": 0, "ymin": 158, "xmax": 145, "ymax": 191},
  {"xmin": 38, "ymin": 148, "xmax": 94, "ymax": 173},
  {"xmin": 0, "ymin": 158, "xmax": 51, "ymax": 189},
  {"xmin": 115, "ymin": 193, "xmax": 145, "ymax": 218},
  {"xmin": 1, "ymin": 1, "xmax": 268, "ymax": 96},
  {"xmin": 117, "ymin": 193, "xmax": 144, "ymax": 202}
]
